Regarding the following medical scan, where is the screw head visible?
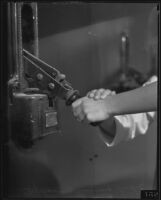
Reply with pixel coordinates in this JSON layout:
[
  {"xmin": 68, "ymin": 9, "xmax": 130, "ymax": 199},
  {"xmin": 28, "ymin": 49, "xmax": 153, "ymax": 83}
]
[
  {"xmin": 48, "ymin": 83, "xmax": 55, "ymax": 90},
  {"xmin": 37, "ymin": 73, "xmax": 43, "ymax": 80}
]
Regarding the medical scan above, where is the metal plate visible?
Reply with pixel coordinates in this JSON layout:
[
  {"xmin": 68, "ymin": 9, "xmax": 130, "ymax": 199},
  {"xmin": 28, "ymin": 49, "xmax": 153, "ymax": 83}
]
[{"xmin": 45, "ymin": 111, "xmax": 58, "ymax": 128}]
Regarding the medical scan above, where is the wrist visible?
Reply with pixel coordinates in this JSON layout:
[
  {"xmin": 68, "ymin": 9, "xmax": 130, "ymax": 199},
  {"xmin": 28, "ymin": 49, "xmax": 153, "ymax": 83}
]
[{"xmin": 103, "ymin": 95, "xmax": 115, "ymax": 118}]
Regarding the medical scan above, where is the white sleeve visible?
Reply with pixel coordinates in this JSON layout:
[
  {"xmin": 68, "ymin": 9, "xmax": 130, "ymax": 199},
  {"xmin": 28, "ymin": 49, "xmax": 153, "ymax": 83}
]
[
  {"xmin": 103, "ymin": 112, "xmax": 156, "ymax": 147},
  {"xmin": 100, "ymin": 75, "xmax": 157, "ymax": 147}
]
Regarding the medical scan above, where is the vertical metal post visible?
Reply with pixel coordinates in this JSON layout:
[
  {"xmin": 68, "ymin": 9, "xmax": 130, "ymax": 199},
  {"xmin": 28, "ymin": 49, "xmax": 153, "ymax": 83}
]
[
  {"xmin": 120, "ymin": 31, "xmax": 129, "ymax": 76},
  {"xmin": 31, "ymin": 3, "xmax": 39, "ymax": 58},
  {"xmin": 8, "ymin": 2, "xmax": 39, "ymax": 91},
  {"xmin": 17, "ymin": 3, "xmax": 25, "ymax": 90}
]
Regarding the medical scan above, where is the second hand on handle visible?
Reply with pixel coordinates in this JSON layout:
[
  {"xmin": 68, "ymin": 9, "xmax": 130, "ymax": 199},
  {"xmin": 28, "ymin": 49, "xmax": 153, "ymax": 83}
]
[{"xmin": 66, "ymin": 92, "xmax": 102, "ymax": 126}]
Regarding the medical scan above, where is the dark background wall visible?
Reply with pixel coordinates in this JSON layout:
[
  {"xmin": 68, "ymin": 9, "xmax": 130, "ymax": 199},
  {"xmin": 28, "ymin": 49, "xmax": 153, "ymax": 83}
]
[{"xmin": 6, "ymin": 2, "xmax": 157, "ymax": 198}]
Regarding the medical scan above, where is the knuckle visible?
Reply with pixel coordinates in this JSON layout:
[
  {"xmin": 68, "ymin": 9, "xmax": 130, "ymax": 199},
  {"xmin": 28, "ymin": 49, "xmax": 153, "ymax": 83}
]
[
  {"xmin": 92, "ymin": 89, "xmax": 96, "ymax": 93},
  {"xmin": 105, "ymin": 89, "xmax": 112, "ymax": 93},
  {"xmin": 100, "ymin": 88, "xmax": 105, "ymax": 92},
  {"xmin": 90, "ymin": 93, "xmax": 94, "ymax": 97}
]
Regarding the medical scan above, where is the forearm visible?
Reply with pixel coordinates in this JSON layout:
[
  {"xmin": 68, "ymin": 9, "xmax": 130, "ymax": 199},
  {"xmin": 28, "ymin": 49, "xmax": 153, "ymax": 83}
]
[{"xmin": 104, "ymin": 82, "xmax": 157, "ymax": 116}]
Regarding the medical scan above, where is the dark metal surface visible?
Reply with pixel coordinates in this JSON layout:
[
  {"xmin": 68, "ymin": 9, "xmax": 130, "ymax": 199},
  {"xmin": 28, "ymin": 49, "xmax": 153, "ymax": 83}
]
[{"xmin": 10, "ymin": 93, "xmax": 60, "ymax": 148}]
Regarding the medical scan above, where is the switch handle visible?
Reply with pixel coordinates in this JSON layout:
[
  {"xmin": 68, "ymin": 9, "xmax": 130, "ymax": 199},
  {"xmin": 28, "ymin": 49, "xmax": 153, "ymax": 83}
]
[{"xmin": 66, "ymin": 92, "xmax": 102, "ymax": 126}]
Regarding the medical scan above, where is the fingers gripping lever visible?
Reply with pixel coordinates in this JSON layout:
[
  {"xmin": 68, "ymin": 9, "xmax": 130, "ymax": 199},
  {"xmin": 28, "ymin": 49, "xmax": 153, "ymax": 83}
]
[{"xmin": 66, "ymin": 94, "xmax": 101, "ymax": 126}]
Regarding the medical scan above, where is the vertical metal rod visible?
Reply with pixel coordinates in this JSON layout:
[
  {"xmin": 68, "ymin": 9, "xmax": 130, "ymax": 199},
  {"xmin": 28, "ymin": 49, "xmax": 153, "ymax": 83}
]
[
  {"xmin": 120, "ymin": 31, "xmax": 129, "ymax": 75},
  {"xmin": 10, "ymin": 2, "xmax": 39, "ymax": 90},
  {"xmin": 32, "ymin": 3, "xmax": 39, "ymax": 58},
  {"xmin": 17, "ymin": 2, "xmax": 26, "ymax": 90},
  {"xmin": 11, "ymin": 3, "xmax": 19, "ymax": 77}
]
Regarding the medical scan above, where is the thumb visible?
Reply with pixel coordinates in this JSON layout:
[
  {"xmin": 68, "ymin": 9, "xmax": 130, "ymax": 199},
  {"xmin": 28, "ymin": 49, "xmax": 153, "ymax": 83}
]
[{"xmin": 72, "ymin": 97, "xmax": 83, "ymax": 108}]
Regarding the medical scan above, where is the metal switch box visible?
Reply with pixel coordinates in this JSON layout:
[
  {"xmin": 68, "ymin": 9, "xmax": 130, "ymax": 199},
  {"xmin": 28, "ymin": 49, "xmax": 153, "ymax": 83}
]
[{"xmin": 10, "ymin": 93, "xmax": 60, "ymax": 148}]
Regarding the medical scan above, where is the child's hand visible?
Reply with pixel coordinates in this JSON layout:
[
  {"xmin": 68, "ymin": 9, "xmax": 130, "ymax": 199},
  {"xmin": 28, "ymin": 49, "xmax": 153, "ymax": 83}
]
[
  {"xmin": 72, "ymin": 97, "xmax": 111, "ymax": 123},
  {"xmin": 87, "ymin": 88, "xmax": 116, "ymax": 100}
]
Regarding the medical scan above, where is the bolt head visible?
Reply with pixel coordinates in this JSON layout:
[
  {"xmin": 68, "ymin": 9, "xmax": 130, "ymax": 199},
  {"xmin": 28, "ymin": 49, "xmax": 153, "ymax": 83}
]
[
  {"xmin": 37, "ymin": 73, "xmax": 43, "ymax": 80},
  {"xmin": 48, "ymin": 83, "xmax": 55, "ymax": 90}
]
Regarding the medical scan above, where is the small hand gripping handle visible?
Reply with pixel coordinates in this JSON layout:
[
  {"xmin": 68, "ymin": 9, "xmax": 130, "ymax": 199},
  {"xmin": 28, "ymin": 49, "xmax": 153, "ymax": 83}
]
[{"xmin": 66, "ymin": 92, "xmax": 102, "ymax": 126}]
